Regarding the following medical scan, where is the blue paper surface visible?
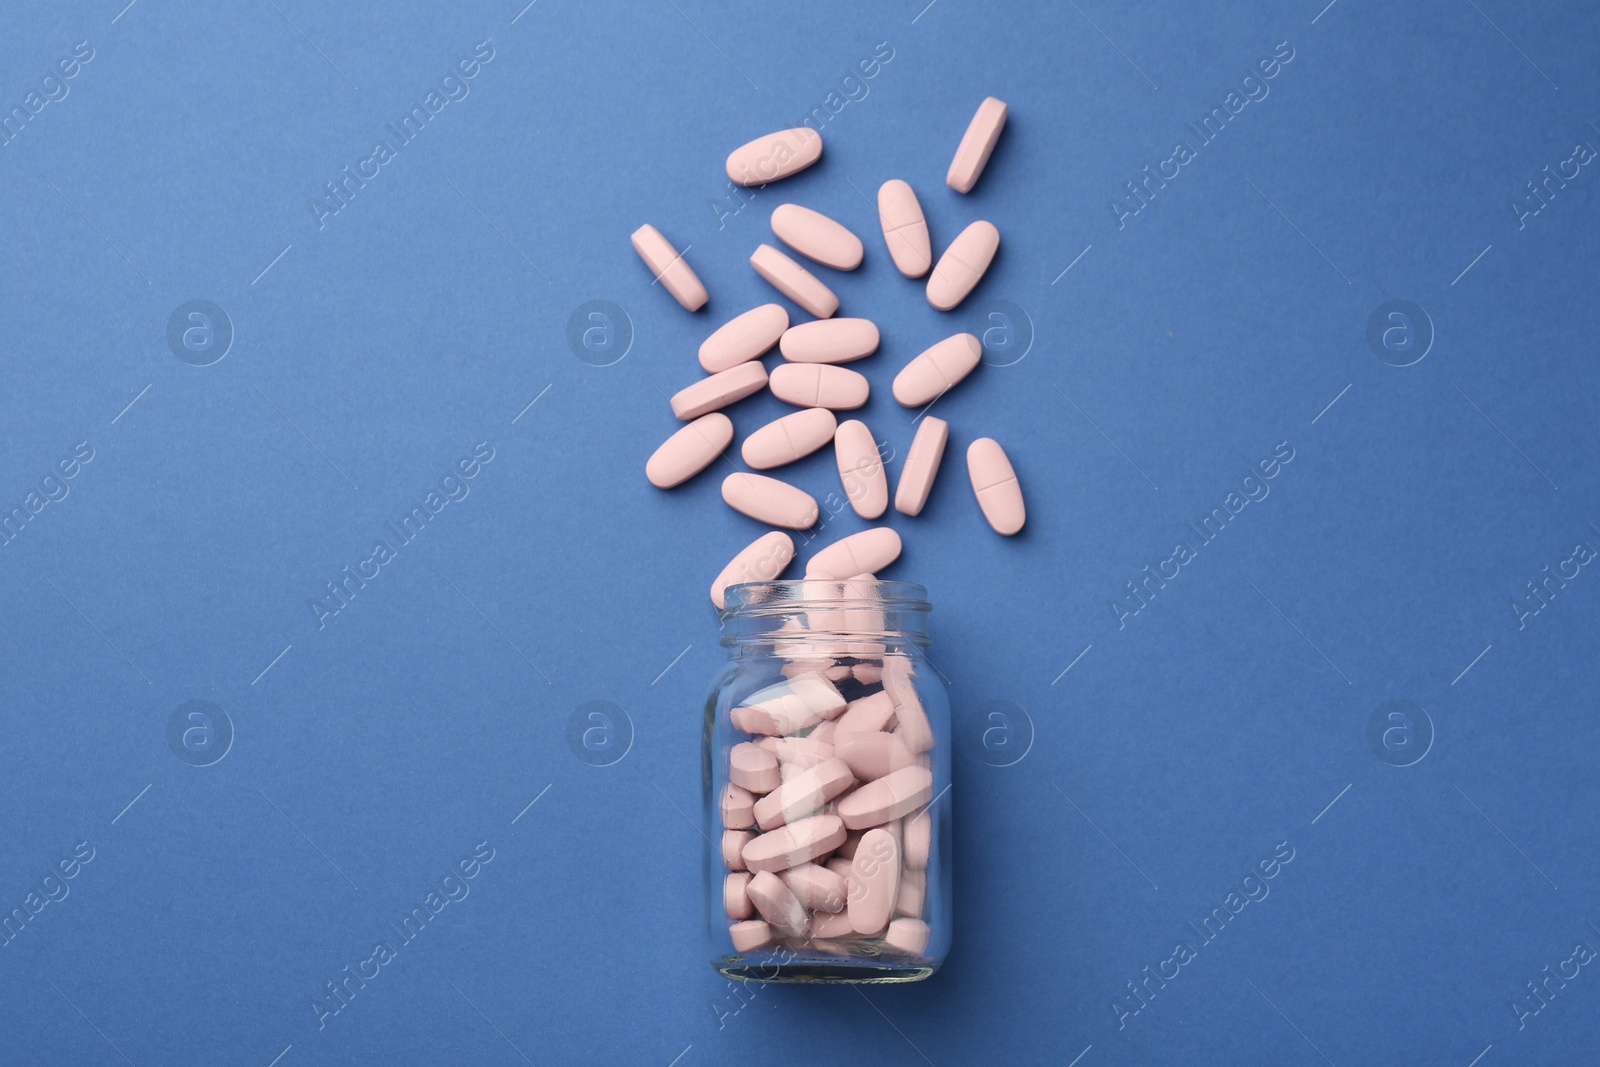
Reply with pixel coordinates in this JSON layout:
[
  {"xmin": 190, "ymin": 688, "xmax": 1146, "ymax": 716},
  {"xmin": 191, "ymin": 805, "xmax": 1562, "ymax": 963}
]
[{"xmin": 3, "ymin": 0, "xmax": 1599, "ymax": 1063}]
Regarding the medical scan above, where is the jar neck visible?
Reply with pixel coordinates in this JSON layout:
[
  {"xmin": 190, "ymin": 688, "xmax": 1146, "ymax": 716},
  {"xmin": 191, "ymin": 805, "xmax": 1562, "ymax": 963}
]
[{"xmin": 719, "ymin": 579, "xmax": 931, "ymax": 653}]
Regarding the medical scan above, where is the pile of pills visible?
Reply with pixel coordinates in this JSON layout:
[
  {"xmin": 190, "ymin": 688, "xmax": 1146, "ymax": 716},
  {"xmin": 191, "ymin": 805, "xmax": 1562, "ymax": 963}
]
[{"xmin": 635, "ymin": 98, "xmax": 1025, "ymax": 959}]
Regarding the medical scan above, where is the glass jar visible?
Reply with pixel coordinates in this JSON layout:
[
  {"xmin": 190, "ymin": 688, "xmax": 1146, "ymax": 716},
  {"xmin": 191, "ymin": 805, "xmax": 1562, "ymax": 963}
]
[{"xmin": 705, "ymin": 579, "xmax": 950, "ymax": 983}]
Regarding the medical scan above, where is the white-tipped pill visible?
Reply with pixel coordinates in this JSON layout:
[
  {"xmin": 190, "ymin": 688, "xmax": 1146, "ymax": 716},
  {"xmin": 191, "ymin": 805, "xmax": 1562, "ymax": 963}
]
[
  {"xmin": 836, "ymin": 765, "xmax": 933, "ymax": 830},
  {"xmin": 711, "ymin": 531, "xmax": 794, "ymax": 610},
  {"xmin": 805, "ymin": 528, "xmax": 903, "ymax": 580},
  {"xmin": 892, "ymin": 333, "xmax": 982, "ymax": 408},
  {"xmin": 947, "ymin": 97, "xmax": 1008, "ymax": 194},
  {"xmin": 771, "ymin": 204, "xmax": 864, "ymax": 271},
  {"xmin": 722, "ymin": 472, "xmax": 819, "ymax": 529},
  {"xmin": 742, "ymin": 813, "xmax": 847, "ymax": 872},
  {"xmin": 779, "ymin": 318, "xmax": 879, "ymax": 364},
  {"xmin": 750, "ymin": 244, "xmax": 839, "ymax": 319},
  {"xmin": 769, "ymin": 364, "xmax": 869, "ymax": 410},
  {"xmin": 726, "ymin": 128, "xmax": 823, "ymax": 186},
  {"xmin": 878, "ymin": 179, "xmax": 932, "ymax": 278},
  {"xmin": 671, "ymin": 362, "xmax": 768, "ymax": 420},
  {"xmin": 729, "ymin": 918, "xmax": 773, "ymax": 952},
  {"xmin": 630, "ymin": 224, "xmax": 707, "ymax": 312},
  {"xmin": 894, "ymin": 416, "xmax": 948, "ymax": 516},
  {"xmin": 927, "ymin": 220, "xmax": 1000, "ymax": 311},
  {"xmin": 725, "ymin": 872, "xmax": 753, "ymax": 919},
  {"xmin": 835, "ymin": 419, "xmax": 888, "ymax": 520},
  {"xmin": 735, "ymin": 674, "xmax": 847, "ymax": 735},
  {"xmin": 742, "ymin": 409, "xmax": 837, "ymax": 470},
  {"xmin": 730, "ymin": 741, "xmax": 782, "ymax": 793},
  {"xmin": 646, "ymin": 413, "xmax": 732, "ymax": 489},
  {"xmin": 699, "ymin": 304, "xmax": 788, "ymax": 373},
  {"xmin": 967, "ymin": 437, "xmax": 1025, "ymax": 535}
]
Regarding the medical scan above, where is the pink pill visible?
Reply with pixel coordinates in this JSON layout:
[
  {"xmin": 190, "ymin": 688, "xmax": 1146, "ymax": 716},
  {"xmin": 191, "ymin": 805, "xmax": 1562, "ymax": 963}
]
[
  {"xmin": 877, "ymin": 179, "xmax": 932, "ymax": 278},
  {"xmin": 725, "ymin": 872, "xmax": 753, "ymax": 920},
  {"xmin": 884, "ymin": 657, "xmax": 934, "ymax": 754},
  {"xmin": 750, "ymin": 244, "xmax": 839, "ymax": 319},
  {"xmin": 753, "ymin": 757, "xmax": 856, "ymax": 830},
  {"xmin": 808, "ymin": 908, "xmax": 857, "ymax": 940},
  {"xmin": 671, "ymin": 361, "xmax": 768, "ymax": 420},
  {"xmin": 805, "ymin": 528, "xmax": 903, "ymax": 580},
  {"xmin": 836, "ymin": 765, "xmax": 934, "ymax": 830},
  {"xmin": 722, "ymin": 829, "xmax": 752, "ymax": 870},
  {"xmin": 735, "ymin": 673, "xmax": 846, "ymax": 735},
  {"xmin": 847, "ymin": 827, "xmax": 901, "ymax": 935},
  {"xmin": 721, "ymin": 783, "xmax": 755, "ymax": 829},
  {"xmin": 834, "ymin": 690, "xmax": 896, "ymax": 738},
  {"xmin": 710, "ymin": 531, "xmax": 795, "ymax": 610},
  {"xmin": 729, "ymin": 919, "xmax": 773, "ymax": 953},
  {"xmin": 646, "ymin": 413, "xmax": 733, "ymax": 489},
  {"xmin": 811, "ymin": 720, "xmax": 839, "ymax": 745},
  {"xmin": 896, "ymin": 869, "xmax": 925, "ymax": 918},
  {"xmin": 967, "ymin": 437, "xmax": 1025, "ymax": 535},
  {"xmin": 721, "ymin": 472, "xmax": 819, "ymax": 530},
  {"xmin": 947, "ymin": 97, "xmax": 1008, "ymax": 194},
  {"xmin": 741, "ymin": 408, "xmax": 837, "ymax": 470},
  {"xmin": 699, "ymin": 303, "xmax": 788, "ymax": 373},
  {"xmin": 854, "ymin": 663, "xmax": 883, "ymax": 685},
  {"xmin": 742, "ymin": 813, "xmax": 847, "ymax": 873},
  {"xmin": 894, "ymin": 416, "xmax": 949, "ymax": 516},
  {"xmin": 771, "ymin": 204, "xmax": 864, "ymax": 271},
  {"xmin": 833, "ymin": 420, "xmax": 889, "ymax": 520},
  {"xmin": 747, "ymin": 870, "xmax": 807, "ymax": 937},
  {"xmin": 782, "ymin": 862, "xmax": 848, "ymax": 913},
  {"xmin": 779, "ymin": 318, "xmax": 879, "ymax": 364},
  {"xmin": 767, "ymin": 736, "xmax": 835, "ymax": 768},
  {"xmin": 768, "ymin": 363, "xmax": 870, "ymax": 410},
  {"xmin": 826, "ymin": 855, "xmax": 854, "ymax": 879},
  {"xmin": 730, "ymin": 741, "xmax": 781, "ymax": 793},
  {"xmin": 927, "ymin": 220, "xmax": 999, "ymax": 311},
  {"xmin": 836, "ymin": 733, "xmax": 915, "ymax": 780},
  {"xmin": 884, "ymin": 917, "xmax": 930, "ymax": 955},
  {"xmin": 630, "ymin": 224, "xmax": 707, "ymax": 312},
  {"xmin": 903, "ymin": 810, "xmax": 930, "ymax": 870},
  {"xmin": 892, "ymin": 333, "xmax": 982, "ymax": 408},
  {"xmin": 726, "ymin": 128, "xmax": 823, "ymax": 186}
]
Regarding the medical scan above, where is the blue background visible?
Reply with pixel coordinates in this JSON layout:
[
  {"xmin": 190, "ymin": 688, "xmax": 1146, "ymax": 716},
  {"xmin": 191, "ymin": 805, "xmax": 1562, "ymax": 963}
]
[{"xmin": 2, "ymin": 0, "xmax": 1598, "ymax": 1064}]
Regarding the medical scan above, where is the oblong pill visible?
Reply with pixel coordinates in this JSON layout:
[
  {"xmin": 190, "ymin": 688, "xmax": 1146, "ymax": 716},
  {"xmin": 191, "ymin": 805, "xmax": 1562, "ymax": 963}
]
[
  {"xmin": 747, "ymin": 870, "xmax": 807, "ymax": 937},
  {"xmin": 808, "ymin": 908, "xmax": 856, "ymax": 940},
  {"xmin": 769, "ymin": 363, "xmax": 869, "ymax": 410},
  {"xmin": 884, "ymin": 917, "xmax": 930, "ymax": 955},
  {"xmin": 878, "ymin": 179, "xmax": 932, "ymax": 278},
  {"xmin": 896, "ymin": 869, "xmax": 925, "ymax": 918},
  {"xmin": 741, "ymin": 408, "xmax": 837, "ymax": 469},
  {"xmin": 711, "ymin": 531, "xmax": 795, "ymax": 610},
  {"xmin": 753, "ymin": 757, "xmax": 856, "ymax": 830},
  {"xmin": 834, "ymin": 419, "xmax": 888, "ymax": 519},
  {"xmin": 926, "ymin": 220, "xmax": 1000, "ymax": 311},
  {"xmin": 730, "ymin": 741, "xmax": 782, "ymax": 793},
  {"xmin": 671, "ymin": 362, "xmax": 768, "ymax": 420},
  {"xmin": 967, "ymin": 437, "xmax": 1025, "ymax": 535},
  {"xmin": 735, "ymin": 673, "xmax": 846, "ymax": 735},
  {"xmin": 750, "ymin": 244, "xmax": 839, "ymax": 319},
  {"xmin": 722, "ymin": 472, "xmax": 819, "ymax": 529},
  {"xmin": 725, "ymin": 872, "xmax": 753, "ymax": 920},
  {"xmin": 699, "ymin": 304, "xmax": 789, "ymax": 373},
  {"xmin": 766, "ymin": 736, "xmax": 834, "ymax": 768},
  {"xmin": 726, "ymin": 128, "xmax": 823, "ymax": 187},
  {"xmin": 892, "ymin": 333, "xmax": 982, "ymax": 408},
  {"xmin": 805, "ymin": 527, "xmax": 903, "ymax": 580},
  {"xmin": 836, "ymin": 733, "xmax": 915, "ymax": 781},
  {"xmin": 729, "ymin": 919, "xmax": 772, "ymax": 952},
  {"xmin": 847, "ymin": 827, "xmax": 901, "ymax": 935},
  {"xmin": 783, "ymin": 862, "xmax": 847, "ymax": 913},
  {"xmin": 947, "ymin": 96, "xmax": 1008, "ymax": 194},
  {"xmin": 834, "ymin": 691, "xmax": 896, "ymax": 738},
  {"xmin": 894, "ymin": 416, "xmax": 948, "ymax": 515},
  {"xmin": 779, "ymin": 318, "xmax": 879, "ymax": 364},
  {"xmin": 742, "ymin": 813, "xmax": 848, "ymax": 873},
  {"xmin": 903, "ymin": 810, "xmax": 930, "ymax": 870},
  {"xmin": 836, "ymin": 765, "xmax": 934, "ymax": 830},
  {"xmin": 721, "ymin": 783, "xmax": 755, "ymax": 829},
  {"xmin": 646, "ymin": 413, "xmax": 733, "ymax": 489},
  {"xmin": 884, "ymin": 656, "xmax": 934, "ymax": 754},
  {"xmin": 630, "ymin": 224, "xmax": 707, "ymax": 312},
  {"xmin": 771, "ymin": 204, "xmax": 864, "ymax": 271}
]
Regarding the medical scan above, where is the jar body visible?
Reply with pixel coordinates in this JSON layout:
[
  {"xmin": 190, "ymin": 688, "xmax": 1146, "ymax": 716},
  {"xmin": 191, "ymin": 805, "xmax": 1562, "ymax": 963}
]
[{"xmin": 704, "ymin": 580, "xmax": 950, "ymax": 983}]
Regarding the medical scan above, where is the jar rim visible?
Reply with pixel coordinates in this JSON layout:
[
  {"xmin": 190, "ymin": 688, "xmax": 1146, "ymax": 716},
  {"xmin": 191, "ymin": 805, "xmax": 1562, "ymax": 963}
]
[{"xmin": 720, "ymin": 579, "xmax": 931, "ymax": 620}]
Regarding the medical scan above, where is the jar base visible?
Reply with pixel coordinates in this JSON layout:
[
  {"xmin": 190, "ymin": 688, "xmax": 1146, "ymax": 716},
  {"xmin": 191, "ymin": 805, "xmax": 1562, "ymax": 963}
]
[{"xmin": 716, "ymin": 961, "xmax": 937, "ymax": 984}]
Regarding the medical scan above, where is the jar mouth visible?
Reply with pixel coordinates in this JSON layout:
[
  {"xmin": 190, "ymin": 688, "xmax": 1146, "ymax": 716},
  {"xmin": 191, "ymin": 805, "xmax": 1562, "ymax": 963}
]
[{"xmin": 721, "ymin": 579, "xmax": 931, "ymax": 619}]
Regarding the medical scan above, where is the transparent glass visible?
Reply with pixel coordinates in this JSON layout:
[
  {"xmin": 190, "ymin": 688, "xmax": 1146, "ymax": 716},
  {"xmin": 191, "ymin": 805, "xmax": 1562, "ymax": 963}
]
[{"xmin": 704, "ymin": 579, "xmax": 951, "ymax": 983}]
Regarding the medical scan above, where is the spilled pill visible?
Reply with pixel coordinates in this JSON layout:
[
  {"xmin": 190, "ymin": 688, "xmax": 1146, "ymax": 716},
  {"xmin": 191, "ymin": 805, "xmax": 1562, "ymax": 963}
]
[
  {"xmin": 834, "ymin": 419, "xmax": 889, "ymax": 520},
  {"xmin": 877, "ymin": 179, "xmax": 932, "ymax": 278},
  {"xmin": 646, "ymin": 413, "xmax": 733, "ymax": 489},
  {"xmin": 699, "ymin": 304, "xmax": 788, "ymax": 373},
  {"xmin": 750, "ymin": 244, "xmax": 839, "ymax": 319},
  {"xmin": 892, "ymin": 333, "xmax": 982, "ymax": 408},
  {"xmin": 967, "ymin": 437, "xmax": 1025, "ymax": 535},
  {"xmin": 671, "ymin": 362, "xmax": 768, "ymax": 420},
  {"xmin": 927, "ymin": 220, "xmax": 1000, "ymax": 311},
  {"xmin": 804, "ymin": 528, "xmax": 903, "ymax": 580},
  {"xmin": 722, "ymin": 472, "xmax": 819, "ymax": 529},
  {"xmin": 726, "ymin": 128, "xmax": 823, "ymax": 187},
  {"xmin": 947, "ymin": 97, "xmax": 1008, "ymax": 194},
  {"xmin": 894, "ymin": 416, "xmax": 948, "ymax": 516},
  {"xmin": 630, "ymin": 224, "xmax": 707, "ymax": 312},
  {"xmin": 711, "ymin": 531, "xmax": 795, "ymax": 610},
  {"xmin": 741, "ymin": 408, "xmax": 837, "ymax": 469},
  {"xmin": 769, "ymin": 363, "xmax": 870, "ymax": 410},
  {"xmin": 771, "ymin": 204, "xmax": 864, "ymax": 271},
  {"xmin": 779, "ymin": 318, "xmax": 879, "ymax": 364}
]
